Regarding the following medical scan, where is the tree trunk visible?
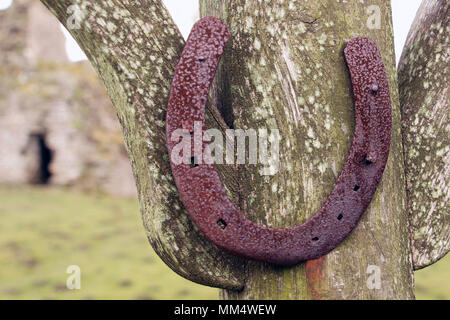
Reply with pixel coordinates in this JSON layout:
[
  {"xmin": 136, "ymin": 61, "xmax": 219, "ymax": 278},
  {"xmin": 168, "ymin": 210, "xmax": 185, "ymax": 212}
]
[{"xmin": 201, "ymin": 0, "xmax": 414, "ymax": 299}]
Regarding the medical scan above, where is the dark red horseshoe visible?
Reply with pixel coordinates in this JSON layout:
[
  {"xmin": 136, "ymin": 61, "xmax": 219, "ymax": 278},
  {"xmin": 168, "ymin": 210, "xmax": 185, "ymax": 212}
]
[{"xmin": 166, "ymin": 17, "xmax": 392, "ymax": 265}]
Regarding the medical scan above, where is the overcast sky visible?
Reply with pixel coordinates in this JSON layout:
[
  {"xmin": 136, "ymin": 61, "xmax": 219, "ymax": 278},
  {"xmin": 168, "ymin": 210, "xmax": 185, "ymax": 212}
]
[{"xmin": 1, "ymin": 0, "xmax": 423, "ymax": 64}]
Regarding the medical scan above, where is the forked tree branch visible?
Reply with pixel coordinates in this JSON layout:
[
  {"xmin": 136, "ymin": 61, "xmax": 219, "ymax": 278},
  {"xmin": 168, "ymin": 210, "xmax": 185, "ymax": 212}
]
[{"xmin": 40, "ymin": 0, "xmax": 244, "ymax": 290}]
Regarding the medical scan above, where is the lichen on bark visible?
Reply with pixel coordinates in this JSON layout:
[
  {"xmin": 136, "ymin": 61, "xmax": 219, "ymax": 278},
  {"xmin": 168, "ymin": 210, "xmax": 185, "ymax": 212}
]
[{"xmin": 398, "ymin": 0, "xmax": 449, "ymax": 270}]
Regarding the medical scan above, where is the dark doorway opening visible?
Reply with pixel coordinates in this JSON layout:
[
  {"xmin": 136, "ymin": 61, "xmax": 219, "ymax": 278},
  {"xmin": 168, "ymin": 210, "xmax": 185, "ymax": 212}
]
[{"xmin": 29, "ymin": 133, "xmax": 53, "ymax": 184}]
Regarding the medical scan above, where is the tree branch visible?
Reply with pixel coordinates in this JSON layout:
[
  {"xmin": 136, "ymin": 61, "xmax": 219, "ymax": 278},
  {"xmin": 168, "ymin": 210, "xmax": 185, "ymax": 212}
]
[
  {"xmin": 40, "ymin": 0, "xmax": 244, "ymax": 290},
  {"xmin": 398, "ymin": 0, "xmax": 449, "ymax": 270}
]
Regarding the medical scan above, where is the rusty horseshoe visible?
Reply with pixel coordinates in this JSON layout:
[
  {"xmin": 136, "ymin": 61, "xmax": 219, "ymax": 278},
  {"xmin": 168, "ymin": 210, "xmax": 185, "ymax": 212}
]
[{"xmin": 165, "ymin": 17, "xmax": 392, "ymax": 265}]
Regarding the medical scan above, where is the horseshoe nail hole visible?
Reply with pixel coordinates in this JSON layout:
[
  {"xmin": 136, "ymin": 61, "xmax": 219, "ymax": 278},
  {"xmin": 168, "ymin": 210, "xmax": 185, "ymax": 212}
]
[
  {"xmin": 361, "ymin": 154, "xmax": 373, "ymax": 166},
  {"xmin": 370, "ymin": 84, "xmax": 379, "ymax": 94},
  {"xmin": 353, "ymin": 185, "xmax": 360, "ymax": 192},
  {"xmin": 197, "ymin": 57, "xmax": 207, "ymax": 62},
  {"xmin": 217, "ymin": 219, "xmax": 227, "ymax": 230},
  {"xmin": 190, "ymin": 156, "xmax": 199, "ymax": 168},
  {"xmin": 337, "ymin": 214, "xmax": 344, "ymax": 221},
  {"xmin": 312, "ymin": 237, "xmax": 319, "ymax": 242}
]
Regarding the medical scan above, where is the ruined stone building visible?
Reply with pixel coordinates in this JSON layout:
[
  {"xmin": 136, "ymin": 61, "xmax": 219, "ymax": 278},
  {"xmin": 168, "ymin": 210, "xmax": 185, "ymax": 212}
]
[{"xmin": 0, "ymin": 0, "xmax": 137, "ymax": 197}]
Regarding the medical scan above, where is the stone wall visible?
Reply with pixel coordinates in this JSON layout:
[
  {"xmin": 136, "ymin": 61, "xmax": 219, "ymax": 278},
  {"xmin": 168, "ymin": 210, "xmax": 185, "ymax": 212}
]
[{"xmin": 0, "ymin": 0, "xmax": 137, "ymax": 197}]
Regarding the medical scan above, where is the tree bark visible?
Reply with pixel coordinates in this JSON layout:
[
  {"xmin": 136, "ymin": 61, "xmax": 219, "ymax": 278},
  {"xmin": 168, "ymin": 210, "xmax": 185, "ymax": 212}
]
[
  {"xmin": 201, "ymin": 0, "xmax": 414, "ymax": 299},
  {"xmin": 398, "ymin": 0, "xmax": 449, "ymax": 270}
]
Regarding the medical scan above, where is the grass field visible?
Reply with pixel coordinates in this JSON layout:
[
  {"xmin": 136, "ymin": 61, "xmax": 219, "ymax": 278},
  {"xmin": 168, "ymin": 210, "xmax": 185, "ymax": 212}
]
[
  {"xmin": 0, "ymin": 186, "xmax": 448, "ymax": 300},
  {"xmin": 0, "ymin": 186, "xmax": 217, "ymax": 299}
]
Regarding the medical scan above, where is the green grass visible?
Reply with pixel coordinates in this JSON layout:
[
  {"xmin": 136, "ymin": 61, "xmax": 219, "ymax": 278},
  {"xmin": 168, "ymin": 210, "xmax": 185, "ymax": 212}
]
[
  {"xmin": 0, "ymin": 186, "xmax": 217, "ymax": 299},
  {"xmin": 0, "ymin": 186, "xmax": 448, "ymax": 300},
  {"xmin": 415, "ymin": 253, "xmax": 450, "ymax": 300}
]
